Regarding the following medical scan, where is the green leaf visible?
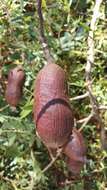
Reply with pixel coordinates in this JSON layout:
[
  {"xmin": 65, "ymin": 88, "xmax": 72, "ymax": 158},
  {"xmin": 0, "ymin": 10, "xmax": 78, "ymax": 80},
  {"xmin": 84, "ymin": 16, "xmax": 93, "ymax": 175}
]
[
  {"xmin": 0, "ymin": 116, "xmax": 5, "ymax": 123},
  {"xmin": 20, "ymin": 98, "xmax": 33, "ymax": 119},
  {"xmin": 8, "ymin": 134, "xmax": 16, "ymax": 146}
]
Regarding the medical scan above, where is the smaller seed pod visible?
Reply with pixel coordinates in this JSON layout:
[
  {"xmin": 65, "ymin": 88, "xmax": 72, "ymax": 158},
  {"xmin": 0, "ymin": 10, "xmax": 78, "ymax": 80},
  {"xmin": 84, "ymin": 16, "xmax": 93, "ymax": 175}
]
[
  {"xmin": 5, "ymin": 66, "xmax": 25, "ymax": 107},
  {"xmin": 63, "ymin": 128, "xmax": 86, "ymax": 174}
]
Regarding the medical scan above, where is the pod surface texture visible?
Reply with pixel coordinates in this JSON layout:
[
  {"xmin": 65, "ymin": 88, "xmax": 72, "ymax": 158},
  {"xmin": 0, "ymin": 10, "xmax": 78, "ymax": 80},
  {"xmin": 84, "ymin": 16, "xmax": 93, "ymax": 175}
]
[{"xmin": 34, "ymin": 63, "xmax": 74, "ymax": 148}]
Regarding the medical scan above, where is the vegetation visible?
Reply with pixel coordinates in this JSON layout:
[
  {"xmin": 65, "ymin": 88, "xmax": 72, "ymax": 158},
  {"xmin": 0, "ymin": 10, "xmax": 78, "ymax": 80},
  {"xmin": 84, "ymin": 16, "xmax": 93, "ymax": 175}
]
[{"xmin": 0, "ymin": 0, "xmax": 107, "ymax": 189}]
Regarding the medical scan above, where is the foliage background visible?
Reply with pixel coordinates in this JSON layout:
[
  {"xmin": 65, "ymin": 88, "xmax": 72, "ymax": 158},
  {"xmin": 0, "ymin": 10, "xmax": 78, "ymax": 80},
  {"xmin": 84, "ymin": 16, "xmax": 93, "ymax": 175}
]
[{"xmin": 0, "ymin": 0, "xmax": 107, "ymax": 189}]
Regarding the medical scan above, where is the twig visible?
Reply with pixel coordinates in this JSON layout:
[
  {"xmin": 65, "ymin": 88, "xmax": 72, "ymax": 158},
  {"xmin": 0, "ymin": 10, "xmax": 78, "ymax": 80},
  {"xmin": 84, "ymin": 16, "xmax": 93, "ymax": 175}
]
[
  {"xmin": 79, "ymin": 112, "xmax": 94, "ymax": 132},
  {"xmin": 77, "ymin": 113, "xmax": 93, "ymax": 125},
  {"xmin": 0, "ymin": 128, "xmax": 30, "ymax": 134},
  {"xmin": 42, "ymin": 148, "xmax": 62, "ymax": 173},
  {"xmin": 98, "ymin": 105, "xmax": 107, "ymax": 110},
  {"xmin": 37, "ymin": 0, "xmax": 54, "ymax": 64},
  {"xmin": 70, "ymin": 92, "xmax": 89, "ymax": 101},
  {"xmin": 0, "ymin": 174, "xmax": 17, "ymax": 190},
  {"xmin": 0, "ymin": 105, "xmax": 9, "ymax": 112},
  {"xmin": 0, "ymin": 115, "xmax": 21, "ymax": 121}
]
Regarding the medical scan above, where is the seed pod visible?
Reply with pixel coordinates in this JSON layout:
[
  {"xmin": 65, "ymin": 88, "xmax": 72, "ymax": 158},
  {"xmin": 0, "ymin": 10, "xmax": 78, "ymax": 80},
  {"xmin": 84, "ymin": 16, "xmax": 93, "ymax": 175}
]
[
  {"xmin": 5, "ymin": 66, "xmax": 25, "ymax": 107},
  {"xmin": 63, "ymin": 128, "xmax": 86, "ymax": 174},
  {"xmin": 34, "ymin": 63, "xmax": 74, "ymax": 149}
]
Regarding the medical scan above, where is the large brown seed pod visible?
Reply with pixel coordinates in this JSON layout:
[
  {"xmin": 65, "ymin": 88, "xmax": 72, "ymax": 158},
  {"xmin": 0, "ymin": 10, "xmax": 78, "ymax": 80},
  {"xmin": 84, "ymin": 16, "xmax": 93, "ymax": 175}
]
[
  {"xmin": 34, "ymin": 63, "xmax": 74, "ymax": 149},
  {"xmin": 5, "ymin": 66, "xmax": 25, "ymax": 107}
]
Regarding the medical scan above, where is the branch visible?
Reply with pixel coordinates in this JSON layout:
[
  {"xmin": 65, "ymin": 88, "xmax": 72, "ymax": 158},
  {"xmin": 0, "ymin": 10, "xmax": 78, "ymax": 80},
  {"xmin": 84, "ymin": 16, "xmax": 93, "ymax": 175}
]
[
  {"xmin": 77, "ymin": 113, "xmax": 94, "ymax": 125},
  {"xmin": 70, "ymin": 92, "xmax": 89, "ymax": 101},
  {"xmin": 42, "ymin": 148, "xmax": 62, "ymax": 173},
  {"xmin": 98, "ymin": 105, "xmax": 107, "ymax": 110},
  {"xmin": 85, "ymin": 0, "xmax": 103, "ymax": 120},
  {"xmin": 37, "ymin": 0, "xmax": 54, "ymax": 64},
  {"xmin": 86, "ymin": 0, "xmax": 103, "ymax": 114},
  {"xmin": 85, "ymin": 0, "xmax": 107, "ymax": 149},
  {"xmin": 77, "ymin": 1, "xmax": 106, "ymax": 135},
  {"xmin": 78, "ymin": 112, "xmax": 94, "ymax": 132}
]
